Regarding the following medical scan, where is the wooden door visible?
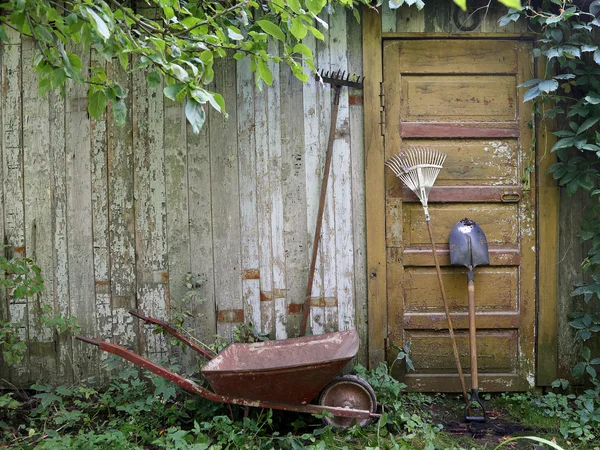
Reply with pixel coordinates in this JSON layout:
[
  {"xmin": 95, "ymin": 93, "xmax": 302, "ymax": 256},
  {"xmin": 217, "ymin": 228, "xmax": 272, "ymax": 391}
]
[{"xmin": 383, "ymin": 39, "xmax": 535, "ymax": 391}]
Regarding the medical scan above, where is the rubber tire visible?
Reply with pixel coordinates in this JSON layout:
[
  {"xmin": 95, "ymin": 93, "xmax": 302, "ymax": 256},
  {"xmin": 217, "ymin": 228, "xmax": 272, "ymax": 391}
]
[{"xmin": 318, "ymin": 375, "xmax": 377, "ymax": 429}]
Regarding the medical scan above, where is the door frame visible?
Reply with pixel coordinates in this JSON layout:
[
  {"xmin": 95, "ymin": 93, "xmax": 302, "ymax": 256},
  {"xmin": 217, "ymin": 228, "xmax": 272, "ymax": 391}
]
[{"xmin": 362, "ymin": 7, "xmax": 560, "ymax": 387}]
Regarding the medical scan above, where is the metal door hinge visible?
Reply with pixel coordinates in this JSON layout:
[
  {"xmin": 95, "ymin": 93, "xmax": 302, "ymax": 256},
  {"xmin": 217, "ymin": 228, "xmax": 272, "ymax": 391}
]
[{"xmin": 379, "ymin": 81, "xmax": 386, "ymax": 137}]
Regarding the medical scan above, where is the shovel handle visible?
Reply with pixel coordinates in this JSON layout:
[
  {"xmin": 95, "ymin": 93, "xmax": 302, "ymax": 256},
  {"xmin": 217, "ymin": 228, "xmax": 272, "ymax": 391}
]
[
  {"xmin": 427, "ymin": 220, "xmax": 468, "ymax": 403},
  {"xmin": 468, "ymin": 280, "xmax": 478, "ymax": 391}
]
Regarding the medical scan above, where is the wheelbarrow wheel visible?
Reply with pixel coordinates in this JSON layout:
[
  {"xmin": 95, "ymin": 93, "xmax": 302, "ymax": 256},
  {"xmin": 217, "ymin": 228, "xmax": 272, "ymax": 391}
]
[{"xmin": 318, "ymin": 375, "xmax": 377, "ymax": 429}]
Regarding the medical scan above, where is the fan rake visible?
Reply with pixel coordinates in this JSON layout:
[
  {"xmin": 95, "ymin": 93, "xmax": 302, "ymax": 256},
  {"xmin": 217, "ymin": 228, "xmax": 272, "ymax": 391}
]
[{"xmin": 385, "ymin": 147, "xmax": 468, "ymax": 403}]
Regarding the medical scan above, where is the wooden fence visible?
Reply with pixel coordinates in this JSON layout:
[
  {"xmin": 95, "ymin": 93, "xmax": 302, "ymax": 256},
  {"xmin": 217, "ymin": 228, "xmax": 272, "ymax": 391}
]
[{"xmin": 0, "ymin": 11, "xmax": 367, "ymax": 386}]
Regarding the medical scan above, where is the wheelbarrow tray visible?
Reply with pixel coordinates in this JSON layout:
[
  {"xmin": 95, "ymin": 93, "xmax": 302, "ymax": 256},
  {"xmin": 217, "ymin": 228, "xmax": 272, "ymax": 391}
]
[{"xmin": 201, "ymin": 329, "xmax": 359, "ymax": 404}]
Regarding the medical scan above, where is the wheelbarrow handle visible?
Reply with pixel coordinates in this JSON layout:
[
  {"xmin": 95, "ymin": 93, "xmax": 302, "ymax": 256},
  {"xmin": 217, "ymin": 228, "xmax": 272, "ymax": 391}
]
[
  {"xmin": 128, "ymin": 309, "xmax": 215, "ymax": 360},
  {"xmin": 75, "ymin": 335, "xmax": 101, "ymax": 347}
]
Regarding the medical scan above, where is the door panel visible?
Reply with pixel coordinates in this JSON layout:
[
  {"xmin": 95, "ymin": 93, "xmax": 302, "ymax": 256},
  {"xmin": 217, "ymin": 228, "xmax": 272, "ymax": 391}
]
[{"xmin": 384, "ymin": 39, "xmax": 535, "ymax": 391}]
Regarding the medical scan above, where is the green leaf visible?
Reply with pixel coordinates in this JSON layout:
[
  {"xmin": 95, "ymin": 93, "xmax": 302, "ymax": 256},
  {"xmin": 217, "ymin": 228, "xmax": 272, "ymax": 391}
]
[
  {"xmin": 290, "ymin": 17, "xmax": 307, "ymax": 40},
  {"xmin": 523, "ymin": 86, "xmax": 541, "ymax": 102},
  {"xmin": 164, "ymin": 83, "xmax": 187, "ymax": 101},
  {"xmin": 228, "ymin": 26, "xmax": 244, "ymax": 41},
  {"xmin": 88, "ymin": 90, "xmax": 107, "ymax": 119},
  {"xmin": 306, "ymin": 0, "xmax": 327, "ymax": 15},
  {"xmin": 585, "ymin": 92, "xmax": 600, "ymax": 104},
  {"xmin": 293, "ymin": 43, "xmax": 312, "ymax": 57},
  {"xmin": 86, "ymin": 7, "xmax": 110, "ymax": 41},
  {"xmin": 34, "ymin": 25, "xmax": 53, "ymax": 43},
  {"xmin": 185, "ymin": 98, "xmax": 206, "ymax": 134},
  {"xmin": 538, "ymin": 79, "xmax": 559, "ymax": 93},
  {"xmin": 492, "ymin": 436, "xmax": 566, "ymax": 450},
  {"xmin": 582, "ymin": 346, "xmax": 591, "ymax": 361},
  {"xmin": 169, "ymin": 64, "xmax": 189, "ymax": 82},
  {"xmin": 257, "ymin": 20, "xmax": 286, "ymax": 42},
  {"xmin": 257, "ymin": 59, "xmax": 273, "ymax": 85},
  {"xmin": 0, "ymin": 26, "xmax": 8, "ymax": 43},
  {"xmin": 594, "ymin": 49, "xmax": 600, "ymax": 65},
  {"xmin": 452, "ymin": 0, "xmax": 467, "ymax": 11},
  {"xmin": 307, "ymin": 25, "xmax": 324, "ymax": 40},
  {"xmin": 578, "ymin": 116, "xmax": 600, "ymax": 134},
  {"xmin": 147, "ymin": 71, "xmax": 161, "ymax": 89}
]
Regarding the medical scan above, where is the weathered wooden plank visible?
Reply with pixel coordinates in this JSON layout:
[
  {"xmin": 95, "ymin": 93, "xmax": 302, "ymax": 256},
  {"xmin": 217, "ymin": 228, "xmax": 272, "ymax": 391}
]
[
  {"xmin": 1, "ymin": 29, "xmax": 28, "ymax": 382},
  {"xmin": 382, "ymin": 1, "xmax": 397, "ymax": 33},
  {"xmin": 396, "ymin": 5, "xmax": 426, "ymax": 32},
  {"xmin": 0, "ymin": 40, "xmax": 6, "ymax": 378},
  {"xmin": 164, "ymin": 98, "xmax": 190, "ymax": 333},
  {"xmin": 49, "ymin": 64, "xmax": 71, "ymax": 384},
  {"xmin": 255, "ymin": 71, "xmax": 273, "ymax": 335},
  {"xmin": 133, "ymin": 67, "xmax": 168, "ymax": 358},
  {"xmin": 210, "ymin": 58, "xmax": 243, "ymax": 340},
  {"xmin": 364, "ymin": 7, "xmax": 386, "ymax": 368},
  {"xmin": 89, "ymin": 55, "xmax": 111, "ymax": 383},
  {"xmin": 399, "ymin": 123, "xmax": 520, "ymax": 139},
  {"xmin": 23, "ymin": 37, "xmax": 56, "ymax": 383},
  {"xmin": 187, "ymin": 95, "xmax": 216, "ymax": 348},
  {"xmin": 302, "ymin": 31, "xmax": 323, "ymax": 336},
  {"xmin": 267, "ymin": 43, "xmax": 287, "ymax": 340},
  {"xmin": 65, "ymin": 45, "xmax": 98, "ymax": 381},
  {"xmin": 330, "ymin": 10, "xmax": 355, "ymax": 332},
  {"xmin": 316, "ymin": 11, "xmax": 338, "ymax": 334},
  {"xmin": 516, "ymin": 41, "xmax": 536, "ymax": 388},
  {"xmin": 106, "ymin": 59, "xmax": 136, "ymax": 347},
  {"xmin": 347, "ymin": 10, "xmax": 368, "ymax": 365},
  {"xmin": 280, "ymin": 64, "xmax": 307, "ymax": 337},
  {"xmin": 536, "ymin": 72, "xmax": 559, "ymax": 385},
  {"xmin": 236, "ymin": 57, "xmax": 261, "ymax": 331}
]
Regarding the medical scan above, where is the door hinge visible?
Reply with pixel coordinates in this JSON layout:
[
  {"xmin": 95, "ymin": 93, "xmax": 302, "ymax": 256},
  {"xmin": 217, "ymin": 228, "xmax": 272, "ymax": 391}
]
[{"xmin": 379, "ymin": 81, "xmax": 386, "ymax": 137}]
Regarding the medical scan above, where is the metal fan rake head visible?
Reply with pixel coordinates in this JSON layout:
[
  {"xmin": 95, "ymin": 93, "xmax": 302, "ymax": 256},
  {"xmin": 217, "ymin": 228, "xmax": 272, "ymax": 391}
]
[
  {"xmin": 316, "ymin": 69, "xmax": 363, "ymax": 89},
  {"xmin": 385, "ymin": 147, "xmax": 446, "ymax": 220}
]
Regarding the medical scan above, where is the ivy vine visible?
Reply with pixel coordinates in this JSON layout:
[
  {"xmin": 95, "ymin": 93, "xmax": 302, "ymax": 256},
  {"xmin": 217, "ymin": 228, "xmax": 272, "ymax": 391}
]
[{"xmin": 500, "ymin": 0, "xmax": 600, "ymax": 383}]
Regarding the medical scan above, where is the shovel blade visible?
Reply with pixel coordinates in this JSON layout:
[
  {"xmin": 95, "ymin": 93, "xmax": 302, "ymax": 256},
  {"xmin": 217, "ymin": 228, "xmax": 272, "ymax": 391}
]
[{"xmin": 449, "ymin": 218, "xmax": 489, "ymax": 268}]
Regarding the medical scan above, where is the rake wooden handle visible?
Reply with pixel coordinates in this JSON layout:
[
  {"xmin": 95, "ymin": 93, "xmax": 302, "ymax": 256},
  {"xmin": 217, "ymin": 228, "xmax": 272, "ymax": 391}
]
[
  {"xmin": 427, "ymin": 220, "xmax": 469, "ymax": 403},
  {"xmin": 300, "ymin": 84, "xmax": 342, "ymax": 337}
]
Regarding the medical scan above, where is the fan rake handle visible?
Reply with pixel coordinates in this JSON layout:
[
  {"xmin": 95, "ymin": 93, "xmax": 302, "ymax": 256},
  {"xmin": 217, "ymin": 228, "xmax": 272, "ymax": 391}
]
[{"xmin": 426, "ymin": 220, "xmax": 469, "ymax": 403}]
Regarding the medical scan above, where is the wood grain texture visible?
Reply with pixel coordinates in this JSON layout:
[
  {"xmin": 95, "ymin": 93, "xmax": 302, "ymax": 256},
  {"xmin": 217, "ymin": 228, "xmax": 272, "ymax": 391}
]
[
  {"xmin": 65, "ymin": 45, "xmax": 98, "ymax": 381},
  {"xmin": 237, "ymin": 57, "xmax": 261, "ymax": 332},
  {"xmin": 267, "ymin": 43, "xmax": 288, "ymax": 340},
  {"xmin": 1, "ymin": 29, "xmax": 27, "ymax": 384},
  {"xmin": 348, "ymin": 10, "xmax": 368, "ymax": 365},
  {"xmin": 107, "ymin": 59, "xmax": 136, "ymax": 347},
  {"xmin": 363, "ymin": 7, "xmax": 387, "ymax": 368},
  {"xmin": 536, "ymin": 60, "xmax": 560, "ymax": 386},
  {"xmin": 280, "ymin": 64, "xmax": 308, "ymax": 337},
  {"xmin": 317, "ymin": 11, "xmax": 338, "ymax": 334},
  {"xmin": 24, "ymin": 36, "xmax": 56, "ymax": 383},
  {"xmin": 90, "ymin": 54, "xmax": 111, "ymax": 383},
  {"xmin": 302, "ymin": 31, "xmax": 323, "ymax": 336},
  {"xmin": 133, "ymin": 66, "xmax": 169, "ymax": 358},
  {"xmin": 50, "ymin": 61, "xmax": 71, "ymax": 384},
  {"xmin": 210, "ymin": 58, "xmax": 243, "ymax": 340},
  {"xmin": 255, "ymin": 64, "xmax": 274, "ymax": 335},
  {"xmin": 187, "ymin": 96, "xmax": 216, "ymax": 348}
]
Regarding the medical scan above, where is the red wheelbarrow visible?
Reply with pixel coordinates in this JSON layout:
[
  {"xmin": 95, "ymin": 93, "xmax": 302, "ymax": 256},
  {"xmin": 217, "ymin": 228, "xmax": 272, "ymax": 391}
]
[{"xmin": 76, "ymin": 310, "xmax": 380, "ymax": 428}]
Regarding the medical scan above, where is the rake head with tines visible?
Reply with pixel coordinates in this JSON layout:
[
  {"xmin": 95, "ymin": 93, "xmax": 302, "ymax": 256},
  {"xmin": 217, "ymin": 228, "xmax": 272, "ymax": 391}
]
[
  {"xmin": 385, "ymin": 147, "xmax": 446, "ymax": 221},
  {"xmin": 316, "ymin": 69, "xmax": 363, "ymax": 89}
]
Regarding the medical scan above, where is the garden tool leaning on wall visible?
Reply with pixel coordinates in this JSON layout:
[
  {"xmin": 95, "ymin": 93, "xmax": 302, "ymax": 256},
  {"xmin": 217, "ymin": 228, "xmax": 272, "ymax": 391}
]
[
  {"xmin": 299, "ymin": 70, "xmax": 363, "ymax": 337},
  {"xmin": 449, "ymin": 218, "xmax": 489, "ymax": 422},
  {"xmin": 385, "ymin": 148, "xmax": 468, "ymax": 403}
]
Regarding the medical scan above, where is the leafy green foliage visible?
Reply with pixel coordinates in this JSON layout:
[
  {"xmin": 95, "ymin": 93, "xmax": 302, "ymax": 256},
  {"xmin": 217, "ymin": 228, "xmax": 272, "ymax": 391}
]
[
  {"xmin": 0, "ymin": 0, "xmax": 377, "ymax": 132},
  {"xmin": 498, "ymin": 0, "xmax": 600, "ymax": 391},
  {"xmin": 0, "ymin": 253, "xmax": 45, "ymax": 367}
]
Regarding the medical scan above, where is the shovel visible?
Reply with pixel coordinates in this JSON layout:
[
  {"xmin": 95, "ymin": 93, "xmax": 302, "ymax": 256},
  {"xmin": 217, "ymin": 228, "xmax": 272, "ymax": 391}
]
[{"xmin": 449, "ymin": 218, "xmax": 489, "ymax": 422}]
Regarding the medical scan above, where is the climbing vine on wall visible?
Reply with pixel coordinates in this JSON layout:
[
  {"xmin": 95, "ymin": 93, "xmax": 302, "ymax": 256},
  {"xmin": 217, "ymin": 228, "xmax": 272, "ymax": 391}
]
[{"xmin": 500, "ymin": 0, "xmax": 600, "ymax": 383}]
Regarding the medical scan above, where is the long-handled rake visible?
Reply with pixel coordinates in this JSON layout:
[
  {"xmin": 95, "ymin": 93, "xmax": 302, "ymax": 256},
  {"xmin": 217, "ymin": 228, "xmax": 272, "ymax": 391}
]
[
  {"xmin": 385, "ymin": 147, "xmax": 468, "ymax": 403},
  {"xmin": 299, "ymin": 69, "xmax": 363, "ymax": 337}
]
